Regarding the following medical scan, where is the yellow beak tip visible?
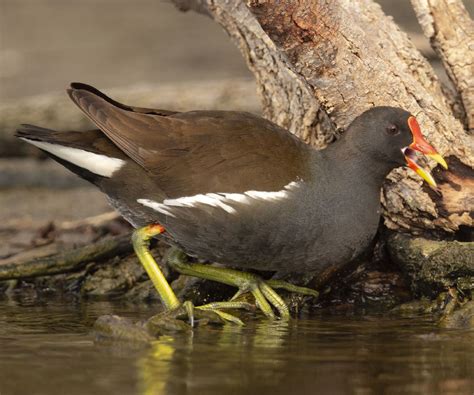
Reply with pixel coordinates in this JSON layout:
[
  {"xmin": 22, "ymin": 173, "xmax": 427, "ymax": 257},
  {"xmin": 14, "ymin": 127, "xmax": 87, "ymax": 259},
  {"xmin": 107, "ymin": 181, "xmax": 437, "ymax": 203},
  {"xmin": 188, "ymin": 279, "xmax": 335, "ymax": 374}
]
[
  {"xmin": 414, "ymin": 167, "xmax": 437, "ymax": 188},
  {"xmin": 428, "ymin": 153, "xmax": 448, "ymax": 170}
]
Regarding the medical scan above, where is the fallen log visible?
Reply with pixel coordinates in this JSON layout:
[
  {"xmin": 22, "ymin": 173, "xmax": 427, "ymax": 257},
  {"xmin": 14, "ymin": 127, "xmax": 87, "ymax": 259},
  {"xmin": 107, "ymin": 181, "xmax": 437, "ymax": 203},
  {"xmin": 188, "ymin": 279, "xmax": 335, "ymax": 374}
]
[{"xmin": 0, "ymin": 233, "xmax": 132, "ymax": 281}]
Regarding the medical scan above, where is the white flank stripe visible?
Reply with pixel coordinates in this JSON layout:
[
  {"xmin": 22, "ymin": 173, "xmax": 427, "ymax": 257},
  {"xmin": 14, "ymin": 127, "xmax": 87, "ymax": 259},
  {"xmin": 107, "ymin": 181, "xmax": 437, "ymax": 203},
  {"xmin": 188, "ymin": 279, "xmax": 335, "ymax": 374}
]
[
  {"xmin": 137, "ymin": 181, "xmax": 300, "ymax": 217},
  {"xmin": 223, "ymin": 193, "xmax": 251, "ymax": 204},
  {"xmin": 205, "ymin": 194, "xmax": 237, "ymax": 213},
  {"xmin": 22, "ymin": 139, "xmax": 125, "ymax": 178},
  {"xmin": 163, "ymin": 193, "xmax": 237, "ymax": 214},
  {"xmin": 244, "ymin": 190, "xmax": 288, "ymax": 200},
  {"xmin": 137, "ymin": 199, "xmax": 177, "ymax": 217}
]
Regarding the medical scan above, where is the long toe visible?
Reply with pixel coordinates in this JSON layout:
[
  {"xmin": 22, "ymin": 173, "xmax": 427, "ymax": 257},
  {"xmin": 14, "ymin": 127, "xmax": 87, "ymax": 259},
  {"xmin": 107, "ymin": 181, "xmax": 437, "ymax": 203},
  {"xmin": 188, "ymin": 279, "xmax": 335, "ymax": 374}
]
[
  {"xmin": 266, "ymin": 279, "xmax": 319, "ymax": 298},
  {"xmin": 146, "ymin": 300, "xmax": 250, "ymax": 332}
]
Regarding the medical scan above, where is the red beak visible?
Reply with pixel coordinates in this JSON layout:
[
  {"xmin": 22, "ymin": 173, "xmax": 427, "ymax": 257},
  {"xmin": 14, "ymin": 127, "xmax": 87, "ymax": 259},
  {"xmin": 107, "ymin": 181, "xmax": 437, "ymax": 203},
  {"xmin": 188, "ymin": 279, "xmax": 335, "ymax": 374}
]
[{"xmin": 403, "ymin": 116, "xmax": 448, "ymax": 187}]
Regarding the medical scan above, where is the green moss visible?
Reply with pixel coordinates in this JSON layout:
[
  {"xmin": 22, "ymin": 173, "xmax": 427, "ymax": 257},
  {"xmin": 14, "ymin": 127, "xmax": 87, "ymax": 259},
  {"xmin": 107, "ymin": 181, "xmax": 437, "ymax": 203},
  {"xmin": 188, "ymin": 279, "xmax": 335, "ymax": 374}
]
[{"xmin": 387, "ymin": 232, "xmax": 474, "ymax": 297}]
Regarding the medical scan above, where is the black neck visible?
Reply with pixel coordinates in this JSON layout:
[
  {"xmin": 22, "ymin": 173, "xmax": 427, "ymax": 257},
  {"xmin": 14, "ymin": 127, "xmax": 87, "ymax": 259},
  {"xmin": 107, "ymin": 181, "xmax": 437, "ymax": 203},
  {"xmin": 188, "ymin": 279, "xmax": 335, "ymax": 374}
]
[{"xmin": 320, "ymin": 135, "xmax": 397, "ymax": 188}]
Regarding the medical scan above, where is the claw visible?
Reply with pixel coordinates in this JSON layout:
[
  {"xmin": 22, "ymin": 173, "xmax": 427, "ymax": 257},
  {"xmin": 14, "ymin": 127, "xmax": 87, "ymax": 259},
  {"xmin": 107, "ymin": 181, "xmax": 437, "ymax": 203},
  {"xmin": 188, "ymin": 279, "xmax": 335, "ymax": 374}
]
[
  {"xmin": 148, "ymin": 299, "xmax": 250, "ymax": 330},
  {"xmin": 230, "ymin": 288, "xmax": 247, "ymax": 301},
  {"xmin": 182, "ymin": 301, "xmax": 195, "ymax": 327},
  {"xmin": 201, "ymin": 309, "xmax": 245, "ymax": 326}
]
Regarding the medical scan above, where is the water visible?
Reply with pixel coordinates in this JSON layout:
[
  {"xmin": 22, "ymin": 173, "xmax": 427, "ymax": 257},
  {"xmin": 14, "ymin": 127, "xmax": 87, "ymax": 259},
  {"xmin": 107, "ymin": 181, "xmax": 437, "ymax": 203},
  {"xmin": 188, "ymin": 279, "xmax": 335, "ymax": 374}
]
[{"xmin": 0, "ymin": 299, "xmax": 473, "ymax": 395}]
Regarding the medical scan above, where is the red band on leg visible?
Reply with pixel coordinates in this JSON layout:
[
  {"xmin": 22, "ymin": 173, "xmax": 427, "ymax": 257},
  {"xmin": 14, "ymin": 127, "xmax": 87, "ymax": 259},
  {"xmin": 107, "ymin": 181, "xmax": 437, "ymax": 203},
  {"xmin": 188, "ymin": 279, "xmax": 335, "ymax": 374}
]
[{"xmin": 145, "ymin": 224, "xmax": 166, "ymax": 237}]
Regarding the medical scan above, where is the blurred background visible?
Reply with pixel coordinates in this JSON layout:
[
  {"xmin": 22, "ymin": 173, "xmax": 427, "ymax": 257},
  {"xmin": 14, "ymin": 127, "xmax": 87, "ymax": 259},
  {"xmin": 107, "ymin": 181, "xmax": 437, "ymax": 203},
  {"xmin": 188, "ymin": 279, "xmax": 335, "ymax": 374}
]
[
  {"xmin": 0, "ymin": 0, "xmax": 472, "ymax": 248},
  {"xmin": 0, "ymin": 0, "xmax": 251, "ymax": 101},
  {"xmin": 3, "ymin": 0, "xmax": 473, "ymax": 101}
]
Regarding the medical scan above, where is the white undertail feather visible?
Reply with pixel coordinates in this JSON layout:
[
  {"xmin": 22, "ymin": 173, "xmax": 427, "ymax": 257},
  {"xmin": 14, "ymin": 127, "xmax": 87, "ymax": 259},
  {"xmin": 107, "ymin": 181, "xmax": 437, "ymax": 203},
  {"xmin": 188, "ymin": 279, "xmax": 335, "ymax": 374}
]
[
  {"xmin": 21, "ymin": 139, "xmax": 125, "ymax": 178},
  {"xmin": 137, "ymin": 181, "xmax": 300, "ymax": 217}
]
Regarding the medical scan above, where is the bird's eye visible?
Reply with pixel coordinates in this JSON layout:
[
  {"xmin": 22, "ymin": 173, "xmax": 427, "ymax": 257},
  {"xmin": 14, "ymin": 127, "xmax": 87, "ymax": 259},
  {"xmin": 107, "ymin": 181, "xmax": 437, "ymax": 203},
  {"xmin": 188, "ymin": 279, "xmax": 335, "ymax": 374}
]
[{"xmin": 386, "ymin": 125, "xmax": 399, "ymax": 136}]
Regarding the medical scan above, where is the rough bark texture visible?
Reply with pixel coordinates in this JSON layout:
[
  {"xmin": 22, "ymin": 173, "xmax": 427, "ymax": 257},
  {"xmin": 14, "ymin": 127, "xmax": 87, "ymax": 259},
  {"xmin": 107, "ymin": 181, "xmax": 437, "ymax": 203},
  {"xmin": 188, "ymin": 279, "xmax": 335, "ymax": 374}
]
[
  {"xmin": 173, "ymin": 0, "xmax": 473, "ymax": 235},
  {"xmin": 411, "ymin": 0, "xmax": 474, "ymax": 132}
]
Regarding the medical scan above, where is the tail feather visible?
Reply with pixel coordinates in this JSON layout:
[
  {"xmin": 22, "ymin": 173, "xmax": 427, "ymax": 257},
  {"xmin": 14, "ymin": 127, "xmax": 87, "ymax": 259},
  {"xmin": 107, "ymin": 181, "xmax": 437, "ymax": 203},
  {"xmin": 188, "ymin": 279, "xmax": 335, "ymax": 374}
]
[
  {"xmin": 16, "ymin": 124, "xmax": 57, "ymax": 141},
  {"xmin": 16, "ymin": 125, "xmax": 126, "ymax": 179}
]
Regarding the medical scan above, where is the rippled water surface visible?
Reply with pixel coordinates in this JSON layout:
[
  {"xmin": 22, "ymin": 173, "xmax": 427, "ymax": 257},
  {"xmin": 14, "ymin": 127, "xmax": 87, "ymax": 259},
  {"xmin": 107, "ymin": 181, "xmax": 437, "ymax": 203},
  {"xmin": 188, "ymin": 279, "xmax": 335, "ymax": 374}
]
[{"xmin": 0, "ymin": 299, "xmax": 473, "ymax": 395}]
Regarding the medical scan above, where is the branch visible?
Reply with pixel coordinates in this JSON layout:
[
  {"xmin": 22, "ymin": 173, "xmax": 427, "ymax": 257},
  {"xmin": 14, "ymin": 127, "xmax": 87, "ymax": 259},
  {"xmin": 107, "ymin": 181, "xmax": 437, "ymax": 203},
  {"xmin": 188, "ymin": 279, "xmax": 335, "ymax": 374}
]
[
  {"xmin": 0, "ymin": 234, "xmax": 132, "ymax": 281},
  {"xmin": 411, "ymin": 0, "xmax": 474, "ymax": 132}
]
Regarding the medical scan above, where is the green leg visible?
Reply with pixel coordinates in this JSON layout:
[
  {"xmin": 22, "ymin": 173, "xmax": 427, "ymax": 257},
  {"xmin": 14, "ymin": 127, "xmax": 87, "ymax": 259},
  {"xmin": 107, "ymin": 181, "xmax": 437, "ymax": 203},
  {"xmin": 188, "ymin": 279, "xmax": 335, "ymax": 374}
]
[
  {"xmin": 132, "ymin": 225, "xmax": 247, "ymax": 326},
  {"xmin": 167, "ymin": 248, "xmax": 318, "ymax": 320},
  {"xmin": 132, "ymin": 225, "xmax": 181, "ymax": 310}
]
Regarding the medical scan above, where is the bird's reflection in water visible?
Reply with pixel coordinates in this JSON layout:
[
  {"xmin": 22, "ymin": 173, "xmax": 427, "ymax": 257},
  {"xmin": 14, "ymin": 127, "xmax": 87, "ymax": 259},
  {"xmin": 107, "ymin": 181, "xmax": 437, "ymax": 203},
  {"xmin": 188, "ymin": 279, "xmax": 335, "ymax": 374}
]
[
  {"xmin": 137, "ymin": 319, "xmax": 289, "ymax": 394},
  {"xmin": 138, "ymin": 335, "xmax": 177, "ymax": 395},
  {"xmin": 2, "ymin": 302, "xmax": 473, "ymax": 395},
  {"xmin": 136, "ymin": 317, "xmax": 474, "ymax": 395}
]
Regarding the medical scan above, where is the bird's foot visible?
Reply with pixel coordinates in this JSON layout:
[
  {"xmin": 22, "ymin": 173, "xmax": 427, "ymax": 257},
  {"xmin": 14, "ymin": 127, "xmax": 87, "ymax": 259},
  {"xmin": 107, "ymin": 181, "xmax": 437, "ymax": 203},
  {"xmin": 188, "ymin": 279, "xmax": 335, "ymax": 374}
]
[
  {"xmin": 266, "ymin": 279, "xmax": 320, "ymax": 298},
  {"xmin": 168, "ymin": 248, "xmax": 318, "ymax": 320},
  {"xmin": 132, "ymin": 225, "xmax": 254, "ymax": 329},
  {"xmin": 146, "ymin": 300, "xmax": 254, "ymax": 331},
  {"xmin": 229, "ymin": 275, "xmax": 318, "ymax": 319}
]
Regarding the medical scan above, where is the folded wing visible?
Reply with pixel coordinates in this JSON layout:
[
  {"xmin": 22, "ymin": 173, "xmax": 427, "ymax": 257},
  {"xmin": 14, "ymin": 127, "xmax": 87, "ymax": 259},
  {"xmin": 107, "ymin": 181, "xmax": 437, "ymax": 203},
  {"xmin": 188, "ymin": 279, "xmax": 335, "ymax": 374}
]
[{"xmin": 67, "ymin": 83, "xmax": 311, "ymax": 198}]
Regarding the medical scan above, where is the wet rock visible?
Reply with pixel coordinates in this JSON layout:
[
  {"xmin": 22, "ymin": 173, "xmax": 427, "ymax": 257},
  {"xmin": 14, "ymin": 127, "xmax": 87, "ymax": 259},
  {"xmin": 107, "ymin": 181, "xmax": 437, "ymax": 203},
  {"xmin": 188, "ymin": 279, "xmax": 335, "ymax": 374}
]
[
  {"xmin": 145, "ymin": 316, "xmax": 191, "ymax": 335},
  {"xmin": 387, "ymin": 232, "xmax": 474, "ymax": 297},
  {"xmin": 392, "ymin": 286, "xmax": 474, "ymax": 329},
  {"xmin": 391, "ymin": 290, "xmax": 457, "ymax": 315},
  {"xmin": 124, "ymin": 279, "xmax": 163, "ymax": 303},
  {"xmin": 315, "ymin": 260, "xmax": 412, "ymax": 311},
  {"xmin": 80, "ymin": 255, "xmax": 145, "ymax": 296},
  {"xmin": 93, "ymin": 305, "xmax": 231, "ymax": 343},
  {"xmin": 439, "ymin": 301, "xmax": 474, "ymax": 329},
  {"xmin": 391, "ymin": 298, "xmax": 436, "ymax": 314},
  {"xmin": 93, "ymin": 315, "xmax": 154, "ymax": 343},
  {"xmin": 346, "ymin": 269, "xmax": 411, "ymax": 308}
]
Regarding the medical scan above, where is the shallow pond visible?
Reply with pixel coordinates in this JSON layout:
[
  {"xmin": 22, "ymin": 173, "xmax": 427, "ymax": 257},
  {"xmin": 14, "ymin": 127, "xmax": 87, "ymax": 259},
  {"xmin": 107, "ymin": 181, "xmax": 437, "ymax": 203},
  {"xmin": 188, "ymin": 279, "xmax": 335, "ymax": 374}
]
[{"xmin": 0, "ymin": 299, "xmax": 473, "ymax": 395}]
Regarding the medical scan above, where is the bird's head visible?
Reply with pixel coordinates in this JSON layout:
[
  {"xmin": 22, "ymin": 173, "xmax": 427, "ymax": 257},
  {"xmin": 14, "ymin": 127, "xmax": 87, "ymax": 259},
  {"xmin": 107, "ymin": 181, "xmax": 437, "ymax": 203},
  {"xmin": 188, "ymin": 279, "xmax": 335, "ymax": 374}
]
[{"xmin": 346, "ymin": 106, "xmax": 447, "ymax": 187}]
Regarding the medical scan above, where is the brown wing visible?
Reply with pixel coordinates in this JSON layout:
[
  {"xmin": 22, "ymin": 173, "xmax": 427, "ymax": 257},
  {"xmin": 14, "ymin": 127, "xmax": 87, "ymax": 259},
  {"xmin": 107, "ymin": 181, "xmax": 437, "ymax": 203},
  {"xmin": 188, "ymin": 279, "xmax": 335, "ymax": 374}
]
[
  {"xmin": 67, "ymin": 83, "xmax": 311, "ymax": 198},
  {"xmin": 68, "ymin": 82, "xmax": 178, "ymax": 117}
]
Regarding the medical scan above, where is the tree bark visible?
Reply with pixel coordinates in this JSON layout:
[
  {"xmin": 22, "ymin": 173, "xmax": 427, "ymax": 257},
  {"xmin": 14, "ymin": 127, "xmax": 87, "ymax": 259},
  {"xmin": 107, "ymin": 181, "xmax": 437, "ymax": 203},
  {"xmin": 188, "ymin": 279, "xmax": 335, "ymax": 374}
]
[
  {"xmin": 173, "ymin": 0, "xmax": 473, "ymax": 235},
  {"xmin": 411, "ymin": 0, "xmax": 474, "ymax": 132}
]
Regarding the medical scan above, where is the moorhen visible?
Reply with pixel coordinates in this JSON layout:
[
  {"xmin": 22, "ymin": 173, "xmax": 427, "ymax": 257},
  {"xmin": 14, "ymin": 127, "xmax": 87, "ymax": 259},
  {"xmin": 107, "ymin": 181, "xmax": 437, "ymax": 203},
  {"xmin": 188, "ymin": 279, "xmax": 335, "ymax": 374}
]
[{"xmin": 17, "ymin": 83, "xmax": 447, "ymax": 324}]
